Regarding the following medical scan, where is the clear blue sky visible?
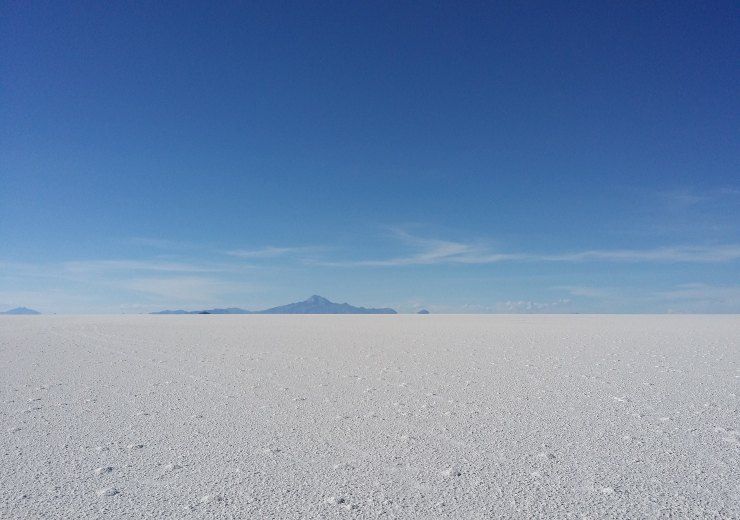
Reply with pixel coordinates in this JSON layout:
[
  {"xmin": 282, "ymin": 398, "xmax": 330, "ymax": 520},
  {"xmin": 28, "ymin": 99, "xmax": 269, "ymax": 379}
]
[{"xmin": 1, "ymin": 1, "xmax": 738, "ymax": 313}]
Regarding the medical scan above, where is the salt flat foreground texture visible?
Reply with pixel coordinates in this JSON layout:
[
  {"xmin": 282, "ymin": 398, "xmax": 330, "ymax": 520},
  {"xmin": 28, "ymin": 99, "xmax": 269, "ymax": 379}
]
[{"xmin": 1, "ymin": 315, "xmax": 738, "ymax": 519}]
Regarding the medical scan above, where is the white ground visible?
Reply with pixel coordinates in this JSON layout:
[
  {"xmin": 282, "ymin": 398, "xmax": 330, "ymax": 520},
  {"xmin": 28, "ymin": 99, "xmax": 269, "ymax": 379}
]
[{"xmin": 1, "ymin": 315, "xmax": 738, "ymax": 519}]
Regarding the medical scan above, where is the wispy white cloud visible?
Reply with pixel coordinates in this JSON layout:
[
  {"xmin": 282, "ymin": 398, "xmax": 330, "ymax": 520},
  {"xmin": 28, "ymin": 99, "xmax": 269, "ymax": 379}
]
[
  {"xmin": 543, "ymin": 245, "xmax": 740, "ymax": 263},
  {"xmin": 62, "ymin": 259, "xmax": 252, "ymax": 274},
  {"xmin": 557, "ymin": 282, "xmax": 740, "ymax": 313},
  {"xmin": 119, "ymin": 276, "xmax": 253, "ymax": 302},
  {"xmin": 124, "ymin": 237, "xmax": 195, "ymax": 250},
  {"xmin": 318, "ymin": 230, "xmax": 525, "ymax": 267},
  {"xmin": 226, "ymin": 246, "xmax": 325, "ymax": 259},
  {"xmin": 64, "ymin": 260, "xmax": 214, "ymax": 273},
  {"xmin": 658, "ymin": 189, "xmax": 712, "ymax": 207},
  {"xmin": 654, "ymin": 283, "xmax": 740, "ymax": 308},
  {"xmin": 657, "ymin": 186, "xmax": 740, "ymax": 208},
  {"xmin": 0, "ymin": 258, "xmax": 258, "ymax": 312},
  {"xmin": 320, "ymin": 229, "xmax": 740, "ymax": 267}
]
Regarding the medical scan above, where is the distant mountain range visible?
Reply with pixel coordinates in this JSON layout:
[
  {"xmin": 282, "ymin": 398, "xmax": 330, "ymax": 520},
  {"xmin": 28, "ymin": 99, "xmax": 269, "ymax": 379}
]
[
  {"xmin": 152, "ymin": 295, "xmax": 397, "ymax": 315},
  {"xmin": 1, "ymin": 307, "xmax": 41, "ymax": 315},
  {"xmin": 152, "ymin": 307, "xmax": 250, "ymax": 315}
]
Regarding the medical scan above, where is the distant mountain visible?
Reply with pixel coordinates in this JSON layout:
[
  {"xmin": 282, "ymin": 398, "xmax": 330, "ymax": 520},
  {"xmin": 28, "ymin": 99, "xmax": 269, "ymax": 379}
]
[
  {"xmin": 151, "ymin": 307, "xmax": 251, "ymax": 315},
  {"xmin": 258, "ymin": 295, "xmax": 396, "ymax": 314},
  {"xmin": 1, "ymin": 307, "xmax": 41, "ymax": 315},
  {"xmin": 201, "ymin": 308, "xmax": 251, "ymax": 314},
  {"xmin": 152, "ymin": 296, "xmax": 396, "ymax": 315},
  {"xmin": 417, "ymin": 309, "xmax": 430, "ymax": 314}
]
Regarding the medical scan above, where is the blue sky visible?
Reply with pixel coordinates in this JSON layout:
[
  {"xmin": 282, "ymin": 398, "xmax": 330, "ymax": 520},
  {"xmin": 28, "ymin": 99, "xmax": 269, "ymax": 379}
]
[{"xmin": 1, "ymin": 1, "xmax": 739, "ymax": 313}]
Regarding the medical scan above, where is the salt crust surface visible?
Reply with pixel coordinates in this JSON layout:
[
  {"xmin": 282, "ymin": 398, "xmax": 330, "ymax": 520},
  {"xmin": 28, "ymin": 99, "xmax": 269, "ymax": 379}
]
[{"xmin": 1, "ymin": 315, "xmax": 738, "ymax": 518}]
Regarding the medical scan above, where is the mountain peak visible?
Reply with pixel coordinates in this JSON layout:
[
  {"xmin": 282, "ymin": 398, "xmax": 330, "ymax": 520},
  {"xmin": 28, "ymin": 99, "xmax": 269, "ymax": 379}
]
[
  {"xmin": 152, "ymin": 296, "xmax": 397, "ymax": 315},
  {"xmin": 259, "ymin": 295, "xmax": 396, "ymax": 314}
]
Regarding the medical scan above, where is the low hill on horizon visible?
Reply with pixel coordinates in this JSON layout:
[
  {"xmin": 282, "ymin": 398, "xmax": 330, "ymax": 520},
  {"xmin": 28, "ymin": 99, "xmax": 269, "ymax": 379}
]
[
  {"xmin": 1, "ymin": 307, "xmax": 41, "ymax": 315},
  {"xmin": 151, "ymin": 295, "xmax": 397, "ymax": 315},
  {"xmin": 152, "ymin": 307, "xmax": 250, "ymax": 315}
]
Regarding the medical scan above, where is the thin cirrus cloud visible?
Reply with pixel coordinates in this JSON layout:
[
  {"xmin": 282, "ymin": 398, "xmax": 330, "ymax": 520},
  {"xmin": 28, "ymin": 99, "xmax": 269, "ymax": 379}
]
[
  {"xmin": 332, "ymin": 246, "xmax": 524, "ymax": 267},
  {"xmin": 541, "ymin": 245, "xmax": 740, "ymax": 263},
  {"xmin": 657, "ymin": 186, "xmax": 740, "ymax": 208},
  {"xmin": 317, "ymin": 230, "xmax": 740, "ymax": 267},
  {"xmin": 315, "ymin": 230, "xmax": 525, "ymax": 267},
  {"xmin": 226, "ymin": 246, "xmax": 326, "ymax": 259},
  {"xmin": 124, "ymin": 237, "xmax": 197, "ymax": 250},
  {"xmin": 62, "ymin": 259, "xmax": 252, "ymax": 274},
  {"xmin": 653, "ymin": 283, "xmax": 740, "ymax": 304},
  {"xmin": 119, "ymin": 276, "xmax": 253, "ymax": 302},
  {"xmin": 556, "ymin": 283, "xmax": 740, "ymax": 312}
]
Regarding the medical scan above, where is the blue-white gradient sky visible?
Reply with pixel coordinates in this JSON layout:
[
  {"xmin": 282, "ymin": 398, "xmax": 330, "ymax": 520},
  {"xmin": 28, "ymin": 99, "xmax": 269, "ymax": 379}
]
[{"xmin": 2, "ymin": 2, "xmax": 739, "ymax": 314}]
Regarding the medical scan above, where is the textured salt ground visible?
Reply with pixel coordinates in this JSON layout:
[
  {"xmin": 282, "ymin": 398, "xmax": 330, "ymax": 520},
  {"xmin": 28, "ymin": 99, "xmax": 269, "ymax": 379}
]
[{"xmin": 0, "ymin": 315, "xmax": 738, "ymax": 519}]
